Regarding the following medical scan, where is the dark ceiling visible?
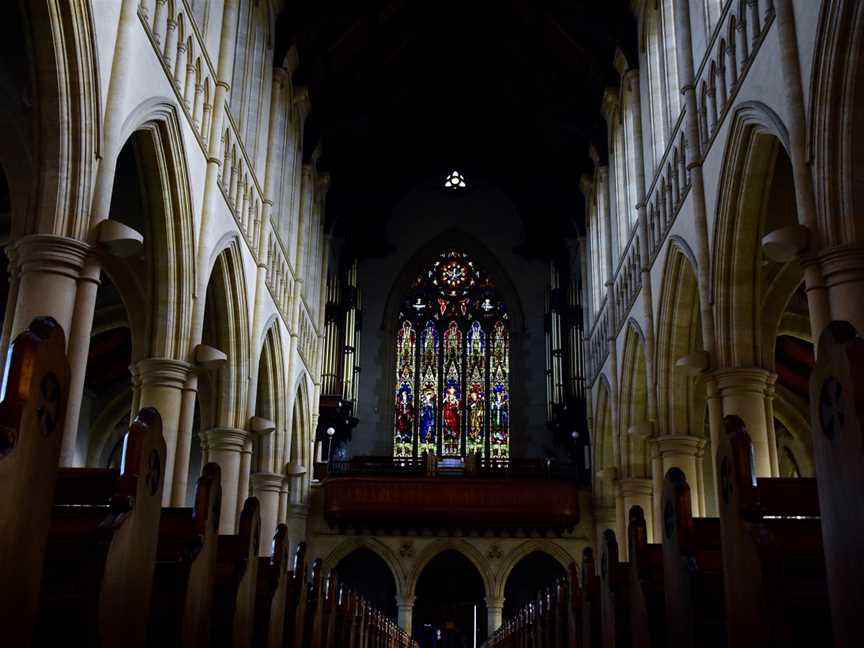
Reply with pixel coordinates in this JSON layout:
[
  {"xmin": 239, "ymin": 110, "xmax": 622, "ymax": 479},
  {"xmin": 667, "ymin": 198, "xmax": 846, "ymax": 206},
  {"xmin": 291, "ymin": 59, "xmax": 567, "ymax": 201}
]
[{"xmin": 276, "ymin": 0, "xmax": 636, "ymax": 259}]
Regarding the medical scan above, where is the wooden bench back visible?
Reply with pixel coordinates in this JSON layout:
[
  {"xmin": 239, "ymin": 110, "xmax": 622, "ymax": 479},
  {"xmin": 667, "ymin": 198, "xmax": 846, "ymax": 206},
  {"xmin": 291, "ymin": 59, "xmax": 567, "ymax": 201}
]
[
  {"xmin": 599, "ymin": 529, "xmax": 630, "ymax": 648},
  {"xmin": 810, "ymin": 320, "xmax": 864, "ymax": 648},
  {"xmin": 97, "ymin": 407, "xmax": 166, "ymax": 646},
  {"xmin": 254, "ymin": 522, "xmax": 289, "ymax": 648},
  {"xmin": 581, "ymin": 547, "xmax": 602, "ymax": 648},
  {"xmin": 0, "ymin": 317, "xmax": 69, "ymax": 647},
  {"xmin": 212, "ymin": 496, "xmax": 261, "ymax": 648},
  {"xmin": 148, "ymin": 461, "xmax": 222, "ymax": 648},
  {"xmin": 627, "ymin": 505, "xmax": 664, "ymax": 648}
]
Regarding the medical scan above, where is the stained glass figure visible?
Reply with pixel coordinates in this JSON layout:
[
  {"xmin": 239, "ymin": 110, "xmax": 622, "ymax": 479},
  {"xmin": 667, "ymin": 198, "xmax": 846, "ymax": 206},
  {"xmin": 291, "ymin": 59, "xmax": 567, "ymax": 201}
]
[
  {"xmin": 490, "ymin": 320, "xmax": 510, "ymax": 458},
  {"xmin": 466, "ymin": 321, "xmax": 486, "ymax": 455},
  {"xmin": 418, "ymin": 321, "xmax": 439, "ymax": 454},
  {"xmin": 393, "ymin": 321, "xmax": 416, "ymax": 457},
  {"xmin": 441, "ymin": 321, "xmax": 463, "ymax": 456}
]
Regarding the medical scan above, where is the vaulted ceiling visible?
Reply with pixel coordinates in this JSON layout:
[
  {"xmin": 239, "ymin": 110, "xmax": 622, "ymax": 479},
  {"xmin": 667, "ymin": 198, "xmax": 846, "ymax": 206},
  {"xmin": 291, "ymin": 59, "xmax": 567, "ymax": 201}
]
[{"xmin": 276, "ymin": 0, "xmax": 636, "ymax": 258}]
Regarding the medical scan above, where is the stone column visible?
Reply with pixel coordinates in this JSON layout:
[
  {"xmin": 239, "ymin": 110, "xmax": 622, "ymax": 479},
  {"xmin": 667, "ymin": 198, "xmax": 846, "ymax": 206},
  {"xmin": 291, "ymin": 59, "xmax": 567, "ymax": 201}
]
[
  {"xmin": 9, "ymin": 235, "xmax": 88, "ymax": 341},
  {"xmin": 171, "ymin": 373, "xmax": 199, "ymax": 506},
  {"xmin": 278, "ymin": 479, "xmax": 290, "ymax": 524},
  {"xmin": 237, "ymin": 438, "xmax": 252, "ymax": 515},
  {"xmin": 396, "ymin": 595, "xmax": 416, "ymax": 636},
  {"xmin": 285, "ymin": 502, "xmax": 309, "ymax": 552},
  {"xmin": 655, "ymin": 435, "xmax": 707, "ymax": 516},
  {"xmin": 817, "ymin": 245, "xmax": 864, "ymax": 334},
  {"xmin": 618, "ymin": 478, "xmax": 654, "ymax": 546},
  {"xmin": 251, "ymin": 472, "xmax": 283, "ymax": 556},
  {"xmin": 713, "ymin": 368, "xmax": 777, "ymax": 477},
  {"xmin": 134, "ymin": 358, "xmax": 192, "ymax": 505},
  {"xmin": 485, "ymin": 597, "xmax": 504, "ymax": 634},
  {"xmin": 201, "ymin": 427, "xmax": 248, "ymax": 533}
]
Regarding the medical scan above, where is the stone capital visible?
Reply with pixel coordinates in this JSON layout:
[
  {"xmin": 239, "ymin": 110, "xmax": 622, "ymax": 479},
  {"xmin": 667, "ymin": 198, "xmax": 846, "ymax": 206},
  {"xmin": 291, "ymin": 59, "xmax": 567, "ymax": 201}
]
[
  {"xmin": 396, "ymin": 595, "xmax": 416, "ymax": 608},
  {"xmin": 617, "ymin": 477, "xmax": 653, "ymax": 498},
  {"xmin": 133, "ymin": 358, "xmax": 193, "ymax": 390},
  {"xmin": 251, "ymin": 471, "xmax": 284, "ymax": 493},
  {"xmin": 816, "ymin": 242, "xmax": 864, "ymax": 288},
  {"xmin": 11, "ymin": 234, "xmax": 90, "ymax": 280},
  {"xmin": 654, "ymin": 435, "xmax": 707, "ymax": 458},
  {"xmin": 201, "ymin": 427, "xmax": 248, "ymax": 452},
  {"xmin": 712, "ymin": 367, "xmax": 776, "ymax": 396},
  {"xmin": 484, "ymin": 596, "xmax": 505, "ymax": 609}
]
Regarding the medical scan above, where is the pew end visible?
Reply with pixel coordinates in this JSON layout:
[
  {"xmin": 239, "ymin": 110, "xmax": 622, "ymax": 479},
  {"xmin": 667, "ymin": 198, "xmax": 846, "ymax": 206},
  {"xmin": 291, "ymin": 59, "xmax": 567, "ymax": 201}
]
[
  {"xmin": 148, "ymin": 462, "xmax": 222, "ymax": 648},
  {"xmin": 810, "ymin": 320, "xmax": 864, "ymax": 647},
  {"xmin": 661, "ymin": 467, "xmax": 725, "ymax": 648},
  {"xmin": 0, "ymin": 317, "xmax": 70, "ymax": 646}
]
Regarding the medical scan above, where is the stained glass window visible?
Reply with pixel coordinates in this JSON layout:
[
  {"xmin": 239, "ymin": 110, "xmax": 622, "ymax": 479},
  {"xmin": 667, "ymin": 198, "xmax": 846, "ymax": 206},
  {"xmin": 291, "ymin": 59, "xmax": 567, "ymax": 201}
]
[
  {"xmin": 393, "ymin": 321, "xmax": 416, "ymax": 457},
  {"xmin": 393, "ymin": 251, "xmax": 509, "ymax": 460},
  {"xmin": 444, "ymin": 170, "xmax": 467, "ymax": 189},
  {"xmin": 490, "ymin": 320, "xmax": 510, "ymax": 458}
]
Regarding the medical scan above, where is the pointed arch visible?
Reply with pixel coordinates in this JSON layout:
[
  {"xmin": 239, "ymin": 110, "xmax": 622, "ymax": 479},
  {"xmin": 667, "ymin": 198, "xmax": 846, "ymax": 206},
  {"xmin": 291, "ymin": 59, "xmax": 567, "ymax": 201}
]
[
  {"xmin": 406, "ymin": 540, "xmax": 494, "ymax": 599},
  {"xmin": 655, "ymin": 240, "xmax": 703, "ymax": 437},
  {"xmin": 254, "ymin": 322, "xmax": 287, "ymax": 473},
  {"xmin": 809, "ymin": 0, "xmax": 864, "ymax": 247},
  {"xmin": 199, "ymin": 239, "xmax": 251, "ymax": 431},
  {"xmin": 712, "ymin": 102, "xmax": 801, "ymax": 370},
  {"xmin": 287, "ymin": 373, "xmax": 313, "ymax": 504},
  {"xmin": 323, "ymin": 538, "xmax": 408, "ymax": 598},
  {"xmin": 618, "ymin": 321, "xmax": 650, "ymax": 477},
  {"xmin": 104, "ymin": 102, "xmax": 197, "ymax": 361},
  {"xmin": 492, "ymin": 540, "xmax": 575, "ymax": 601},
  {"xmin": 592, "ymin": 374, "xmax": 616, "ymax": 510}
]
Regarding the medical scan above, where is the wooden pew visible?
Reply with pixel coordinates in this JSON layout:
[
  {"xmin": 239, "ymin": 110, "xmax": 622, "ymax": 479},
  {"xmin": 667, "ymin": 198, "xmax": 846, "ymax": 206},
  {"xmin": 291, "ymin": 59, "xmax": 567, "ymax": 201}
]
[
  {"xmin": 809, "ymin": 320, "xmax": 864, "ymax": 648},
  {"xmin": 320, "ymin": 570, "xmax": 339, "ymax": 647},
  {"xmin": 580, "ymin": 547, "xmax": 602, "ymax": 648},
  {"xmin": 282, "ymin": 541, "xmax": 308, "ymax": 646},
  {"xmin": 599, "ymin": 529, "xmax": 630, "ymax": 648},
  {"xmin": 717, "ymin": 415, "xmax": 831, "ymax": 647},
  {"xmin": 33, "ymin": 408, "xmax": 166, "ymax": 648},
  {"xmin": 660, "ymin": 467, "xmax": 725, "ymax": 648},
  {"xmin": 626, "ymin": 505, "xmax": 665, "ymax": 648},
  {"xmin": 0, "ymin": 317, "xmax": 70, "ymax": 648},
  {"xmin": 300, "ymin": 559, "xmax": 325, "ymax": 647},
  {"xmin": 253, "ymin": 523, "xmax": 289, "ymax": 648},
  {"xmin": 211, "ymin": 496, "xmax": 261, "ymax": 648},
  {"xmin": 147, "ymin": 462, "xmax": 222, "ymax": 648}
]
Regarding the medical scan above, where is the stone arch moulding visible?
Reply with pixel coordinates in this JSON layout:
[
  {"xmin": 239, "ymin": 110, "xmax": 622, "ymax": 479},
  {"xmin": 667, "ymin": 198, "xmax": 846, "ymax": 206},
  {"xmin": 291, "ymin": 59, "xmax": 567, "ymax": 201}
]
[
  {"xmin": 711, "ymin": 101, "xmax": 794, "ymax": 369},
  {"xmin": 25, "ymin": 0, "xmax": 101, "ymax": 238},
  {"xmin": 406, "ymin": 539, "xmax": 495, "ymax": 599},
  {"xmin": 808, "ymin": 0, "xmax": 864, "ymax": 246},
  {"xmin": 107, "ymin": 103, "xmax": 197, "ymax": 361},
  {"xmin": 491, "ymin": 540, "xmax": 575, "ymax": 601},
  {"xmin": 323, "ymin": 538, "xmax": 409, "ymax": 598},
  {"xmin": 654, "ymin": 239, "xmax": 702, "ymax": 437},
  {"xmin": 202, "ymin": 239, "xmax": 251, "ymax": 430}
]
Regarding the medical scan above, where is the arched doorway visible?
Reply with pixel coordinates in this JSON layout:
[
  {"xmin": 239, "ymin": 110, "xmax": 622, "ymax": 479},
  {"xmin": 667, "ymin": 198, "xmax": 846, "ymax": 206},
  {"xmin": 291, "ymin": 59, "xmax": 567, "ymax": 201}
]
[
  {"xmin": 502, "ymin": 551, "xmax": 566, "ymax": 619},
  {"xmin": 334, "ymin": 548, "xmax": 398, "ymax": 620},
  {"xmin": 413, "ymin": 550, "xmax": 487, "ymax": 647}
]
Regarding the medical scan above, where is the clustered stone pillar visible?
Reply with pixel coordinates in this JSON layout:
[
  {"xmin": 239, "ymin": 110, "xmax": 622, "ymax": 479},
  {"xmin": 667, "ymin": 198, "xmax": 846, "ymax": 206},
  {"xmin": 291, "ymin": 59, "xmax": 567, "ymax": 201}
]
[
  {"xmin": 713, "ymin": 368, "xmax": 778, "ymax": 477},
  {"xmin": 617, "ymin": 478, "xmax": 655, "ymax": 550},
  {"xmin": 134, "ymin": 358, "xmax": 193, "ymax": 505},
  {"xmin": 251, "ymin": 471, "xmax": 284, "ymax": 556},
  {"xmin": 396, "ymin": 596, "xmax": 415, "ymax": 636},
  {"xmin": 201, "ymin": 427, "xmax": 249, "ymax": 533},
  {"xmin": 9, "ymin": 235, "xmax": 89, "ymax": 341},
  {"xmin": 485, "ymin": 597, "xmax": 505, "ymax": 634},
  {"xmin": 285, "ymin": 502, "xmax": 309, "ymax": 554},
  {"xmin": 654, "ymin": 435, "xmax": 707, "ymax": 516}
]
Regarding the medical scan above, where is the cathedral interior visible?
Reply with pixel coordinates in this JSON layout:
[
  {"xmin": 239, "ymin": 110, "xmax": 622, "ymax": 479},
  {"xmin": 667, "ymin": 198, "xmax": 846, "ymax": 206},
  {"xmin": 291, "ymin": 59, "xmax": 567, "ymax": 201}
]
[{"xmin": 0, "ymin": 1, "xmax": 863, "ymax": 647}]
